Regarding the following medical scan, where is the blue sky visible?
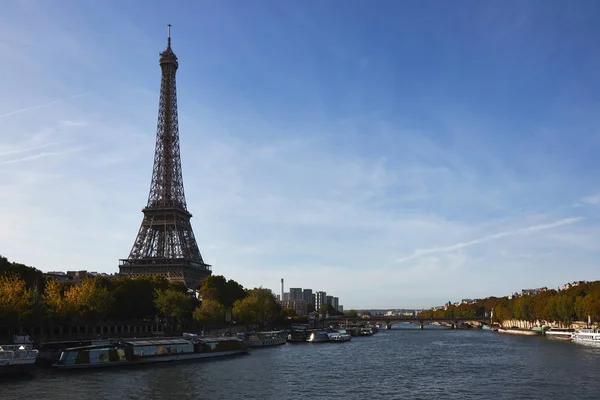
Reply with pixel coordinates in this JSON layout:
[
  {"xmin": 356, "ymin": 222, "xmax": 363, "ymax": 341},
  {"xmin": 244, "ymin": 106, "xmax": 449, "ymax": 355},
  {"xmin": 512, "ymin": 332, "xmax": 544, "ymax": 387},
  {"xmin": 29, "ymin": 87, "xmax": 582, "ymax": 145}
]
[{"xmin": 1, "ymin": 1, "xmax": 599, "ymax": 309}]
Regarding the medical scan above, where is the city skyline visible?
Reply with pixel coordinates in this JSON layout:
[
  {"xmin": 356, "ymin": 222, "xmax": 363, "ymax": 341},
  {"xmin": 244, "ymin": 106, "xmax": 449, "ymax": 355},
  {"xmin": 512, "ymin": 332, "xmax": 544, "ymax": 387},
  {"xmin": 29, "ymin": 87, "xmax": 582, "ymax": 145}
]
[{"xmin": 1, "ymin": 1, "xmax": 600, "ymax": 309}]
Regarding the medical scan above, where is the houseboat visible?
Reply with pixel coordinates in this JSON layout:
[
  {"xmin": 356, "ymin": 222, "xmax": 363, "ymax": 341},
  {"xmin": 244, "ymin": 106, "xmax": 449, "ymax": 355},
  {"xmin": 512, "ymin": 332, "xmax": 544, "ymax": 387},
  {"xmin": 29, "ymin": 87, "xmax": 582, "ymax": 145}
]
[
  {"xmin": 239, "ymin": 331, "xmax": 286, "ymax": 348},
  {"xmin": 38, "ymin": 339, "xmax": 112, "ymax": 364},
  {"xmin": 53, "ymin": 336, "xmax": 247, "ymax": 369},
  {"xmin": 0, "ymin": 344, "xmax": 39, "ymax": 376}
]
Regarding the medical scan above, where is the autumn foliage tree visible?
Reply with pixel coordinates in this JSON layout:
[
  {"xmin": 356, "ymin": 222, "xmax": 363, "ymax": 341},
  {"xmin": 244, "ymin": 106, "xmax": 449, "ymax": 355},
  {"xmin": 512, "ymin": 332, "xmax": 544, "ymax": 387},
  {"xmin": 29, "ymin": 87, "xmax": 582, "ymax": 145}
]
[
  {"xmin": 0, "ymin": 273, "xmax": 35, "ymax": 323},
  {"xmin": 61, "ymin": 279, "xmax": 115, "ymax": 320}
]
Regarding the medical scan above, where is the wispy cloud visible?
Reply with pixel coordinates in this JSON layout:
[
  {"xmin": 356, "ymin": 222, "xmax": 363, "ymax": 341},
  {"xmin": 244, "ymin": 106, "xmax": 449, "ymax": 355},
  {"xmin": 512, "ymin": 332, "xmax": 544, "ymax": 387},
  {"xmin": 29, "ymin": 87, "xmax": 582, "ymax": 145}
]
[
  {"xmin": 396, "ymin": 217, "xmax": 584, "ymax": 263},
  {"xmin": 59, "ymin": 120, "xmax": 88, "ymax": 127},
  {"xmin": 581, "ymin": 193, "xmax": 600, "ymax": 205},
  {"xmin": 0, "ymin": 92, "xmax": 91, "ymax": 120},
  {"xmin": 0, "ymin": 142, "xmax": 62, "ymax": 157},
  {"xmin": 0, "ymin": 146, "xmax": 89, "ymax": 165}
]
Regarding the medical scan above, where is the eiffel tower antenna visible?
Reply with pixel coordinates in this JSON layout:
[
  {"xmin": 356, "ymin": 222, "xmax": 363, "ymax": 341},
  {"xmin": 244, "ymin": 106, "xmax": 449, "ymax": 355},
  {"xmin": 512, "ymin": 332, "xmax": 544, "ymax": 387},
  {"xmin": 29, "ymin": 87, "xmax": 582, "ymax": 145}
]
[{"xmin": 119, "ymin": 26, "xmax": 212, "ymax": 289}]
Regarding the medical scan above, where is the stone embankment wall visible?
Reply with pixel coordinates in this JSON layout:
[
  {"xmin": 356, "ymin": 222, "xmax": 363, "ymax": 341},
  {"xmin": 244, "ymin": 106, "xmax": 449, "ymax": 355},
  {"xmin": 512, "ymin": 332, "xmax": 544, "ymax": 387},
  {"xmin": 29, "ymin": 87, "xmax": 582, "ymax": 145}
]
[
  {"xmin": 500, "ymin": 319, "xmax": 598, "ymax": 329},
  {"xmin": 500, "ymin": 319, "xmax": 539, "ymax": 329}
]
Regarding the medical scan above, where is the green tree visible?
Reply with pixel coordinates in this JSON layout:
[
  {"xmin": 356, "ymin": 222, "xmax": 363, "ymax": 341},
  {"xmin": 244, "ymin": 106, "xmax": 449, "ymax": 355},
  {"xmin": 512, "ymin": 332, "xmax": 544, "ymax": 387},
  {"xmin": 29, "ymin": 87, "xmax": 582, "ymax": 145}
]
[
  {"xmin": 226, "ymin": 279, "xmax": 247, "ymax": 307},
  {"xmin": 193, "ymin": 299, "xmax": 226, "ymax": 328},
  {"xmin": 154, "ymin": 289, "xmax": 194, "ymax": 319},
  {"xmin": 233, "ymin": 288, "xmax": 280, "ymax": 329},
  {"xmin": 199, "ymin": 275, "xmax": 247, "ymax": 308},
  {"xmin": 513, "ymin": 296, "xmax": 532, "ymax": 321},
  {"xmin": 494, "ymin": 299, "xmax": 512, "ymax": 322},
  {"xmin": 281, "ymin": 308, "xmax": 297, "ymax": 318},
  {"xmin": 108, "ymin": 277, "xmax": 176, "ymax": 321},
  {"xmin": 554, "ymin": 294, "xmax": 576, "ymax": 326},
  {"xmin": 344, "ymin": 309, "xmax": 358, "ymax": 318}
]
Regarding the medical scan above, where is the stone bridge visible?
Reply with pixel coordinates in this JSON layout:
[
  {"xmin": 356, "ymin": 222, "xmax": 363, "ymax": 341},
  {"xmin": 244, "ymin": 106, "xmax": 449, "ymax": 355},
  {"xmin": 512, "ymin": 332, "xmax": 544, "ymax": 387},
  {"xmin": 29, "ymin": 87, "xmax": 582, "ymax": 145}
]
[{"xmin": 325, "ymin": 315, "xmax": 491, "ymax": 330}]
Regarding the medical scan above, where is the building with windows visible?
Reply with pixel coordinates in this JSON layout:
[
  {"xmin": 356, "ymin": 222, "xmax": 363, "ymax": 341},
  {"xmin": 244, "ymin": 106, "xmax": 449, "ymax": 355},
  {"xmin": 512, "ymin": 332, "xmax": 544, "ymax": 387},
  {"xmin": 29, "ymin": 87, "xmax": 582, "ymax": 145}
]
[
  {"xmin": 326, "ymin": 295, "xmax": 333, "ymax": 306},
  {"xmin": 282, "ymin": 300, "xmax": 308, "ymax": 316},
  {"xmin": 332, "ymin": 297, "xmax": 339, "ymax": 310},
  {"xmin": 290, "ymin": 288, "xmax": 303, "ymax": 301},
  {"xmin": 302, "ymin": 289, "xmax": 313, "ymax": 307},
  {"xmin": 315, "ymin": 291, "xmax": 327, "ymax": 311}
]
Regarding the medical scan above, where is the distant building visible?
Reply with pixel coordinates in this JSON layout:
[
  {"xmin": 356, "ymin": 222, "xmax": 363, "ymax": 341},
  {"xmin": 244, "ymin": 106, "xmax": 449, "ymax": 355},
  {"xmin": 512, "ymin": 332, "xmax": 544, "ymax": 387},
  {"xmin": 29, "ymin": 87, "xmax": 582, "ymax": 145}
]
[
  {"xmin": 44, "ymin": 270, "xmax": 114, "ymax": 283},
  {"xmin": 282, "ymin": 300, "xmax": 308, "ymax": 316},
  {"xmin": 283, "ymin": 292, "xmax": 290, "ymax": 302},
  {"xmin": 44, "ymin": 272, "xmax": 73, "ymax": 283},
  {"xmin": 303, "ymin": 289, "xmax": 313, "ymax": 307},
  {"xmin": 332, "ymin": 297, "xmax": 339, "ymax": 310},
  {"xmin": 520, "ymin": 287, "xmax": 548, "ymax": 297},
  {"xmin": 337, "ymin": 305, "xmax": 343, "ymax": 313},
  {"xmin": 315, "ymin": 291, "xmax": 327, "ymax": 311},
  {"xmin": 290, "ymin": 288, "xmax": 303, "ymax": 301},
  {"xmin": 326, "ymin": 295, "xmax": 334, "ymax": 306},
  {"xmin": 562, "ymin": 281, "xmax": 588, "ymax": 290}
]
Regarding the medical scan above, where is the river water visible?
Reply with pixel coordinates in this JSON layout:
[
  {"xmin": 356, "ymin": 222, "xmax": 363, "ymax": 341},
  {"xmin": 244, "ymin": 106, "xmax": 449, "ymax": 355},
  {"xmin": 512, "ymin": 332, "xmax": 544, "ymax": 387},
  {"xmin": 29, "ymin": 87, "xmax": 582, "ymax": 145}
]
[{"xmin": 1, "ymin": 324, "xmax": 599, "ymax": 399}]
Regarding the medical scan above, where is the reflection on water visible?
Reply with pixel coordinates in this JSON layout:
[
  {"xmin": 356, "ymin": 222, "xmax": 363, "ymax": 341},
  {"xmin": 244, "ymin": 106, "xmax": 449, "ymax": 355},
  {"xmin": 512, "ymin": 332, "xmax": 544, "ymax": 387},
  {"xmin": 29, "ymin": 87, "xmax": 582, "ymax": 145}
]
[{"xmin": 1, "ymin": 327, "xmax": 599, "ymax": 400}]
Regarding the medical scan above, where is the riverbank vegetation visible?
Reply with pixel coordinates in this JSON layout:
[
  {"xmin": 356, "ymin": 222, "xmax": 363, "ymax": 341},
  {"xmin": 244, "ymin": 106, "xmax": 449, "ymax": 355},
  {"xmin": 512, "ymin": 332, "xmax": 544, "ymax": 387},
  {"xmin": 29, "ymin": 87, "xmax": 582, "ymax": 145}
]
[
  {"xmin": 0, "ymin": 256, "xmax": 287, "ymax": 332},
  {"xmin": 418, "ymin": 281, "xmax": 600, "ymax": 326}
]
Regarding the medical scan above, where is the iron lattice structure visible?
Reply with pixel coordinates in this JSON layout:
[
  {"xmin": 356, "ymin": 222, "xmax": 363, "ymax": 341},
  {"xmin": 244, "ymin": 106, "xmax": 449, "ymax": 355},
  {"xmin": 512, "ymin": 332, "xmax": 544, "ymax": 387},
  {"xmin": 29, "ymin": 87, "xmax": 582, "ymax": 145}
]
[{"xmin": 119, "ymin": 26, "xmax": 212, "ymax": 289}]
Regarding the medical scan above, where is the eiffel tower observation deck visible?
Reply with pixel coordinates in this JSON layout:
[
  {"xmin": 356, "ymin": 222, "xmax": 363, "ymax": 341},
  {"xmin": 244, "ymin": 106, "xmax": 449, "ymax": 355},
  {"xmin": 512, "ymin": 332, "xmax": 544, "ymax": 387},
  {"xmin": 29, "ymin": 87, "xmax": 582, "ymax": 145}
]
[{"xmin": 119, "ymin": 26, "xmax": 212, "ymax": 289}]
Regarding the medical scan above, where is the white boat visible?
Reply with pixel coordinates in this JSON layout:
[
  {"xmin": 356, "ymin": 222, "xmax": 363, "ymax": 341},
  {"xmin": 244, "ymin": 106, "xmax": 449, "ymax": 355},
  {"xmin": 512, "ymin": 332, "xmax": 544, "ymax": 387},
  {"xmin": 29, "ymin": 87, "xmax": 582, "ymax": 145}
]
[
  {"xmin": 328, "ymin": 330, "xmax": 351, "ymax": 342},
  {"xmin": 0, "ymin": 344, "xmax": 39, "ymax": 376},
  {"xmin": 241, "ymin": 331, "xmax": 286, "ymax": 348},
  {"xmin": 545, "ymin": 327, "xmax": 575, "ymax": 339},
  {"xmin": 570, "ymin": 328, "xmax": 600, "ymax": 345}
]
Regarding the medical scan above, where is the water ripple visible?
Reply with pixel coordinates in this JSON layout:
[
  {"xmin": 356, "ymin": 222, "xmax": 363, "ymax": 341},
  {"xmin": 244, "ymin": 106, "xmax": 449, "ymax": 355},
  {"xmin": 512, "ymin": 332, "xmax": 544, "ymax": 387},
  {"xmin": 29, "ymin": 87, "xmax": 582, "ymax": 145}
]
[{"xmin": 1, "ymin": 330, "xmax": 599, "ymax": 399}]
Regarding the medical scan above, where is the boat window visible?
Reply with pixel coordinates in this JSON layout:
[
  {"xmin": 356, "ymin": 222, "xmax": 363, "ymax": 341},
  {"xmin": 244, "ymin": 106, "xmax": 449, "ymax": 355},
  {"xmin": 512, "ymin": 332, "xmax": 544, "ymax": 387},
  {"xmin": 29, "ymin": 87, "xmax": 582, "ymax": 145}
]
[{"xmin": 59, "ymin": 351, "xmax": 78, "ymax": 364}]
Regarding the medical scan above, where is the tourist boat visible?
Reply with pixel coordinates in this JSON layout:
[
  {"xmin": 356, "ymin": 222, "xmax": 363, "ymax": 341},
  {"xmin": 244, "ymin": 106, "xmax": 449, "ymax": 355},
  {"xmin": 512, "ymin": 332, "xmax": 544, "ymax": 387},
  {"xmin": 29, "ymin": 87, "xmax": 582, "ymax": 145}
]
[
  {"xmin": 306, "ymin": 331, "xmax": 330, "ymax": 343},
  {"xmin": 53, "ymin": 336, "xmax": 247, "ymax": 369},
  {"xmin": 328, "ymin": 330, "xmax": 351, "ymax": 342},
  {"xmin": 0, "ymin": 344, "xmax": 39, "ymax": 376},
  {"xmin": 545, "ymin": 327, "xmax": 575, "ymax": 339},
  {"xmin": 569, "ymin": 328, "xmax": 600, "ymax": 345},
  {"xmin": 239, "ymin": 331, "xmax": 286, "ymax": 348}
]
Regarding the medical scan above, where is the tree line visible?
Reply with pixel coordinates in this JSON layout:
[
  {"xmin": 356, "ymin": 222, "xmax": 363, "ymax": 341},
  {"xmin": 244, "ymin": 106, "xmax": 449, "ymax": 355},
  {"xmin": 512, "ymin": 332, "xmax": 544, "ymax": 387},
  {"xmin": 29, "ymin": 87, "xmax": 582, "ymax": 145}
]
[
  {"xmin": 0, "ymin": 256, "xmax": 288, "ymax": 331},
  {"xmin": 417, "ymin": 281, "xmax": 600, "ymax": 326}
]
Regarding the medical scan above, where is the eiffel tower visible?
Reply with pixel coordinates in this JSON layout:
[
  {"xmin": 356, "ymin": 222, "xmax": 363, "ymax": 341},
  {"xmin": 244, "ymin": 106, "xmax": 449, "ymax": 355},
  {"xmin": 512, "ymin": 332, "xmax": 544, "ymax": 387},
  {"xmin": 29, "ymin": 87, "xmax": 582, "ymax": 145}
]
[{"xmin": 119, "ymin": 26, "xmax": 212, "ymax": 289}]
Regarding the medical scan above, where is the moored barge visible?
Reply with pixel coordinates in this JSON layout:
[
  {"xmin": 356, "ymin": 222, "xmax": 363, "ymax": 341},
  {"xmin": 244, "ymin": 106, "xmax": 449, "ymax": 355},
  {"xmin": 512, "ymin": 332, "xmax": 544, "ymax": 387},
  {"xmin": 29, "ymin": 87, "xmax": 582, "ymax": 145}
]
[{"xmin": 53, "ymin": 335, "xmax": 247, "ymax": 369}]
